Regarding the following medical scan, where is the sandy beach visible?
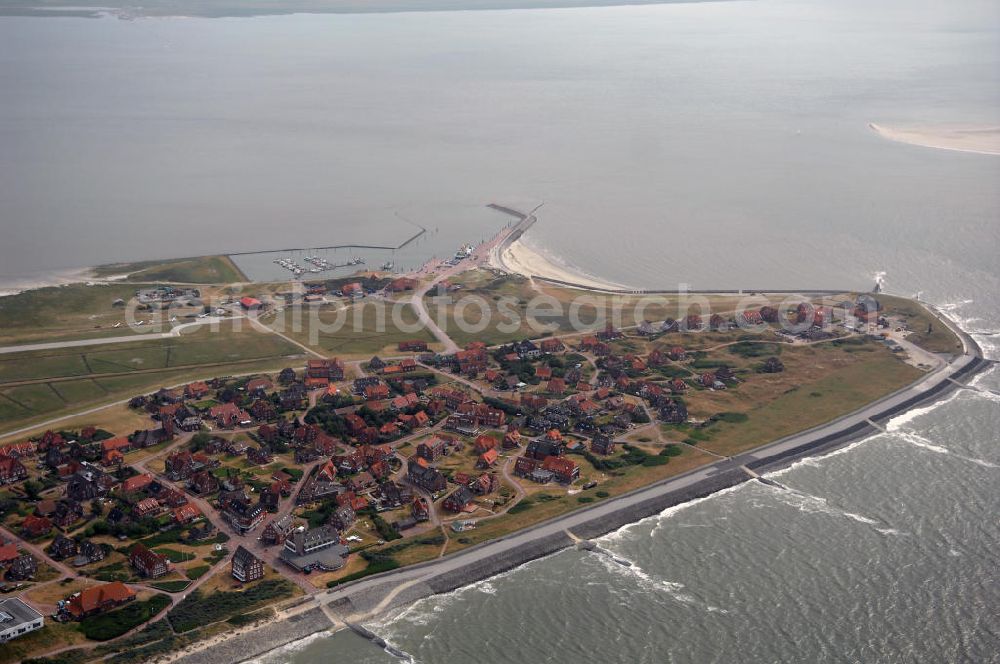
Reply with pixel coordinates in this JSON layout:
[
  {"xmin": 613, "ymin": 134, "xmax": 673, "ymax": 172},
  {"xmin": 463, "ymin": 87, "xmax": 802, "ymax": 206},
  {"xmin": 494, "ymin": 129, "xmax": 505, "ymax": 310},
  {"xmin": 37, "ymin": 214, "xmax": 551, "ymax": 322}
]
[
  {"xmin": 0, "ymin": 267, "xmax": 97, "ymax": 297},
  {"xmin": 492, "ymin": 235, "xmax": 632, "ymax": 292},
  {"xmin": 869, "ymin": 123, "xmax": 1000, "ymax": 156}
]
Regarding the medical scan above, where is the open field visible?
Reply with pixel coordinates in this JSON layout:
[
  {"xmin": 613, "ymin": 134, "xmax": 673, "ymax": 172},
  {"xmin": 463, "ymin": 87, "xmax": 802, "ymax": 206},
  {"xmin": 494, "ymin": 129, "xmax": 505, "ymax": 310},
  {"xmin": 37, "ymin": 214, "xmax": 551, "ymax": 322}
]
[
  {"xmin": 0, "ymin": 282, "xmax": 174, "ymax": 346},
  {"xmin": 0, "ymin": 325, "xmax": 304, "ymax": 432},
  {"xmin": 277, "ymin": 300, "xmax": 438, "ymax": 357},
  {"xmin": 0, "ymin": 325, "xmax": 301, "ymax": 384},
  {"xmin": 425, "ymin": 275, "xmax": 556, "ymax": 346},
  {"xmin": 92, "ymin": 255, "xmax": 247, "ymax": 284},
  {"xmin": 681, "ymin": 341, "xmax": 923, "ymax": 456}
]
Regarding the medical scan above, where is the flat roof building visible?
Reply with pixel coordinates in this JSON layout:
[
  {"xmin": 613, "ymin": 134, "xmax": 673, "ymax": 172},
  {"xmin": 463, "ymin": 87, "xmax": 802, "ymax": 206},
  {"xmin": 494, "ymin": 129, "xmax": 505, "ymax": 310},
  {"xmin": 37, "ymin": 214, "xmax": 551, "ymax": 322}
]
[
  {"xmin": 279, "ymin": 525, "xmax": 349, "ymax": 573},
  {"xmin": 0, "ymin": 597, "xmax": 44, "ymax": 643}
]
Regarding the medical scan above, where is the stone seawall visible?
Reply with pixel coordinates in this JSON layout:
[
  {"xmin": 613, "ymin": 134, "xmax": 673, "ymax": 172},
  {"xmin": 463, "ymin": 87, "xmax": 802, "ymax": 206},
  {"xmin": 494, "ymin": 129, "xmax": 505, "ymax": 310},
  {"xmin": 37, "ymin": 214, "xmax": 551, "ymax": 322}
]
[
  {"xmin": 174, "ymin": 607, "xmax": 331, "ymax": 664},
  {"xmin": 174, "ymin": 343, "xmax": 992, "ymax": 664}
]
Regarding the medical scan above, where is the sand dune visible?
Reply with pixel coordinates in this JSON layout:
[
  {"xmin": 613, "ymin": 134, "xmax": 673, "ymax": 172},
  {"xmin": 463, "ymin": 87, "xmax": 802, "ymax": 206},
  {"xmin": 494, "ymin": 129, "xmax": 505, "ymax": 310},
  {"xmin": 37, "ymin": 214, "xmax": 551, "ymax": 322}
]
[{"xmin": 869, "ymin": 123, "xmax": 1000, "ymax": 156}]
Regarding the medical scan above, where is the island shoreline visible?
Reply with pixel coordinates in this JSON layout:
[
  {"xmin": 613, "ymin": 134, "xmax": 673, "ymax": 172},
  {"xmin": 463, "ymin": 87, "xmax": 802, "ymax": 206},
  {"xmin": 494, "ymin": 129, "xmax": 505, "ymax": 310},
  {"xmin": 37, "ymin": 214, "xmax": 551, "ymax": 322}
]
[{"xmin": 168, "ymin": 308, "xmax": 993, "ymax": 664}]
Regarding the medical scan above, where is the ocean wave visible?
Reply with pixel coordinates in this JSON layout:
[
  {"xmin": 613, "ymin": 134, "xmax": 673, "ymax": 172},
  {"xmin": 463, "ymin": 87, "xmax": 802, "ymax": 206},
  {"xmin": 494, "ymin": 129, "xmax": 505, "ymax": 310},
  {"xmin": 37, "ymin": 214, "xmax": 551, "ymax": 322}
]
[
  {"xmin": 893, "ymin": 431, "xmax": 998, "ymax": 469},
  {"xmin": 968, "ymin": 388, "xmax": 1000, "ymax": 404},
  {"xmin": 935, "ymin": 299, "xmax": 974, "ymax": 312},
  {"xmin": 763, "ymin": 435, "xmax": 882, "ymax": 479},
  {"xmin": 885, "ymin": 390, "xmax": 962, "ymax": 431},
  {"xmin": 593, "ymin": 553, "xmax": 728, "ymax": 614},
  {"xmin": 241, "ymin": 630, "xmax": 331, "ymax": 664},
  {"xmin": 968, "ymin": 363, "xmax": 999, "ymax": 388},
  {"xmin": 762, "ymin": 486, "xmax": 902, "ymax": 534},
  {"xmin": 627, "ymin": 483, "xmax": 748, "ymax": 541},
  {"xmin": 367, "ymin": 551, "xmax": 561, "ymax": 636}
]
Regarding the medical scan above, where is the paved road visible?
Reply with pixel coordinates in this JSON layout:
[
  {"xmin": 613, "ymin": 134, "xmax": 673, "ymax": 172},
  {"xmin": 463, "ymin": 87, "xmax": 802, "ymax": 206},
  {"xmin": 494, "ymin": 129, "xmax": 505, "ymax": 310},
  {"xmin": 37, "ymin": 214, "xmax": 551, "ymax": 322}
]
[
  {"xmin": 409, "ymin": 264, "xmax": 467, "ymax": 355},
  {"xmin": 315, "ymin": 459, "xmax": 726, "ymax": 613},
  {"xmin": 408, "ymin": 212, "xmax": 534, "ymax": 355},
  {"xmin": 0, "ymin": 316, "xmax": 245, "ymax": 356},
  {"xmin": 307, "ymin": 309, "xmax": 987, "ymax": 620}
]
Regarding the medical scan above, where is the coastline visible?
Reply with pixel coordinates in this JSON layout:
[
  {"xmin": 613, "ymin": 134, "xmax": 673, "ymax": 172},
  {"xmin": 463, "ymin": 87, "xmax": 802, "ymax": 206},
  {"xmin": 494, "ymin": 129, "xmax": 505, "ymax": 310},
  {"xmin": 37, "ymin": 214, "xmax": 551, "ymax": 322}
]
[
  {"xmin": 495, "ymin": 238, "xmax": 634, "ymax": 291},
  {"xmin": 487, "ymin": 208, "xmax": 634, "ymax": 292},
  {"xmin": 869, "ymin": 122, "xmax": 1000, "ymax": 156},
  {"xmin": 0, "ymin": 266, "xmax": 97, "ymax": 298},
  {"xmin": 170, "ymin": 307, "xmax": 993, "ymax": 664}
]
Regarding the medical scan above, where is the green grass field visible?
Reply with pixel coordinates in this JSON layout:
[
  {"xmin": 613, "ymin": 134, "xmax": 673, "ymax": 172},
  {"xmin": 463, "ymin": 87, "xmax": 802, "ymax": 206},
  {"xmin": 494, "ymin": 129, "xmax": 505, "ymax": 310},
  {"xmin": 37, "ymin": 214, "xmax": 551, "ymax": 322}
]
[
  {"xmin": 280, "ymin": 301, "xmax": 437, "ymax": 357},
  {"xmin": 697, "ymin": 346, "xmax": 922, "ymax": 457},
  {"xmin": 0, "ymin": 325, "xmax": 303, "ymax": 431},
  {"xmin": 0, "ymin": 282, "xmax": 171, "ymax": 346}
]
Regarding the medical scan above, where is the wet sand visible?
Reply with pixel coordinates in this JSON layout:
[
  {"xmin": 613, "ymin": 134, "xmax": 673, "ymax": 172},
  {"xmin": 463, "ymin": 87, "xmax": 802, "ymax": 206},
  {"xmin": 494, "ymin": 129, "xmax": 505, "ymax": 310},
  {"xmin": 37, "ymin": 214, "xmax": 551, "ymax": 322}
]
[
  {"xmin": 493, "ymin": 235, "xmax": 632, "ymax": 291},
  {"xmin": 0, "ymin": 267, "xmax": 97, "ymax": 297}
]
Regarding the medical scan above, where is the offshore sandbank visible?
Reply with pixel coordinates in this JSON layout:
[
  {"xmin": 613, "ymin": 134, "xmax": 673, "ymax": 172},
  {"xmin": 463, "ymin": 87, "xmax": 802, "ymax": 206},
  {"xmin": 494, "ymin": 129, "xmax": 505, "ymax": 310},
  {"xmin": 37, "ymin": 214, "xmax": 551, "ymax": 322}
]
[{"xmin": 869, "ymin": 123, "xmax": 1000, "ymax": 156}]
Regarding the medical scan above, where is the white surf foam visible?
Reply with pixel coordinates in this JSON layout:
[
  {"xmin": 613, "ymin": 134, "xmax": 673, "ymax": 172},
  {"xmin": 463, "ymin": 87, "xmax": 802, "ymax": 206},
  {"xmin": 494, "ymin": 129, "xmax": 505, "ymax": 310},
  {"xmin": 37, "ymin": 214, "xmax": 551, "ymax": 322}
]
[
  {"xmin": 894, "ymin": 431, "xmax": 999, "ymax": 469},
  {"xmin": 885, "ymin": 389, "xmax": 962, "ymax": 431},
  {"xmin": 594, "ymin": 553, "xmax": 728, "ymax": 614},
  {"xmin": 240, "ymin": 630, "xmax": 330, "ymax": 664},
  {"xmin": 763, "ymin": 435, "xmax": 882, "ymax": 480},
  {"xmin": 367, "ymin": 551, "xmax": 559, "ymax": 636},
  {"xmin": 630, "ymin": 483, "xmax": 749, "ymax": 541},
  {"xmin": 765, "ymin": 487, "xmax": 900, "ymax": 534}
]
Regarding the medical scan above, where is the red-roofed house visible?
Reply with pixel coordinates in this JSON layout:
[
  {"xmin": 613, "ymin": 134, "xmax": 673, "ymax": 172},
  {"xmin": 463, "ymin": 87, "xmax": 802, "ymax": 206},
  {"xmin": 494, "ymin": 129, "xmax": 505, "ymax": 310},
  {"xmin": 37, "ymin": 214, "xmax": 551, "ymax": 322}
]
[
  {"xmin": 0, "ymin": 542, "xmax": 20, "ymax": 565},
  {"xmin": 502, "ymin": 429, "xmax": 522, "ymax": 449},
  {"xmin": 66, "ymin": 581, "xmax": 136, "ymax": 620},
  {"xmin": 132, "ymin": 497, "xmax": 161, "ymax": 519},
  {"xmin": 306, "ymin": 358, "xmax": 345, "ymax": 381},
  {"xmin": 208, "ymin": 403, "xmax": 252, "ymax": 429},
  {"xmin": 342, "ymin": 282, "xmax": 364, "ymax": 298},
  {"xmin": 546, "ymin": 378, "xmax": 567, "ymax": 394},
  {"xmin": 185, "ymin": 381, "xmax": 210, "ymax": 399},
  {"xmin": 541, "ymin": 456, "xmax": 580, "ymax": 484},
  {"xmin": 540, "ymin": 338, "xmax": 564, "ymax": 353},
  {"xmin": 477, "ymin": 449, "xmax": 499, "ymax": 468},
  {"xmin": 173, "ymin": 503, "xmax": 202, "ymax": 524},
  {"xmin": 364, "ymin": 383, "xmax": 390, "ymax": 401},
  {"xmin": 388, "ymin": 277, "xmax": 418, "ymax": 292},
  {"xmin": 0, "ymin": 457, "xmax": 27, "ymax": 485},
  {"xmin": 21, "ymin": 515, "xmax": 52, "ymax": 539},
  {"xmin": 121, "ymin": 473, "xmax": 153, "ymax": 495},
  {"xmin": 0, "ymin": 441, "xmax": 35, "ymax": 458},
  {"xmin": 129, "ymin": 543, "xmax": 168, "ymax": 578},
  {"xmin": 474, "ymin": 435, "xmax": 497, "ymax": 454},
  {"xmin": 101, "ymin": 437, "xmax": 131, "ymax": 456}
]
